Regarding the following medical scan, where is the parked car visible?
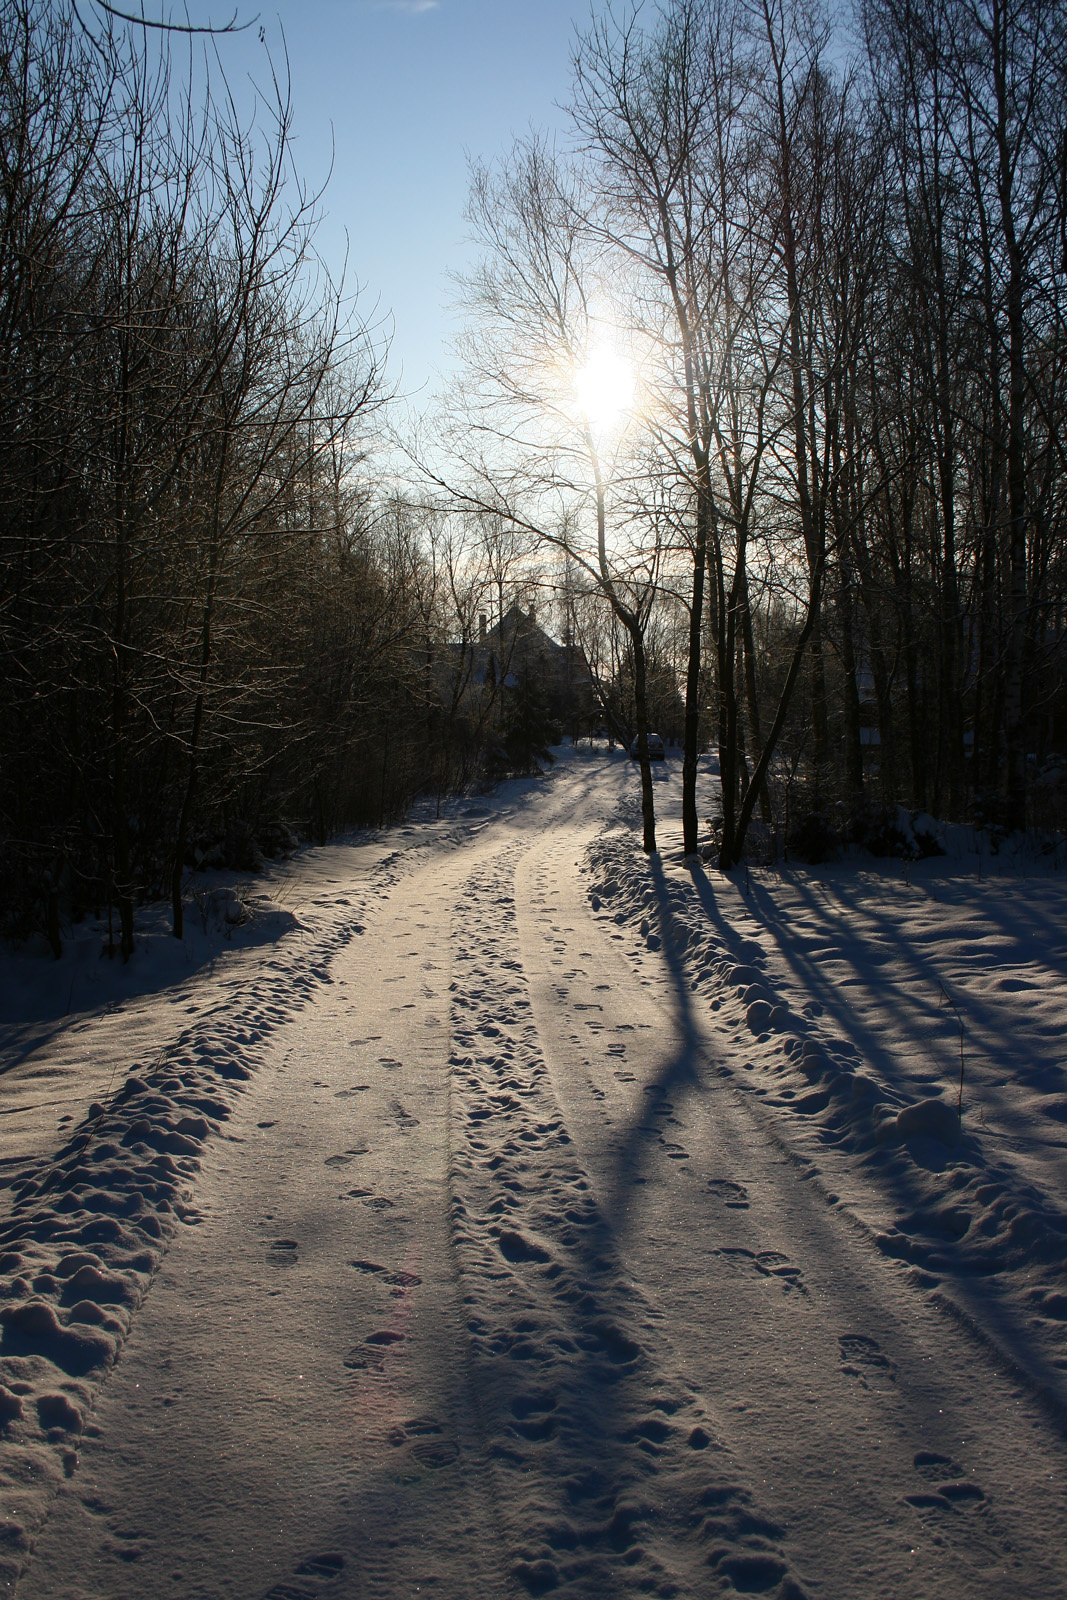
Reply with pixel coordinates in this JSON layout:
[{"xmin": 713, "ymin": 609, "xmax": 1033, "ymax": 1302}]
[{"xmin": 630, "ymin": 732, "xmax": 665, "ymax": 760}]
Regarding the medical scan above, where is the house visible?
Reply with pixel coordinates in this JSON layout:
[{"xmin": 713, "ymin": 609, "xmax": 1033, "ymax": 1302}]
[{"xmin": 474, "ymin": 604, "xmax": 597, "ymax": 736}]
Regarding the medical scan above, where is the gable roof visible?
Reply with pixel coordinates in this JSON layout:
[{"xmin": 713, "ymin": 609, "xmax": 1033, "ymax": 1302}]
[{"xmin": 485, "ymin": 604, "xmax": 565, "ymax": 658}]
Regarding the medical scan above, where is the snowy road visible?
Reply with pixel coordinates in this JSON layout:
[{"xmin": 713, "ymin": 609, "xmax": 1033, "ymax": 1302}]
[{"xmin": 4, "ymin": 753, "xmax": 1066, "ymax": 1598}]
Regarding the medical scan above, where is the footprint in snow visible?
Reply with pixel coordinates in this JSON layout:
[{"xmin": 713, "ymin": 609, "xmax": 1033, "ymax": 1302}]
[
  {"xmin": 295, "ymin": 1553, "xmax": 345, "ymax": 1578},
  {"xmin": 509, "ymin": 1391, "xmax": 559, "ymax": 1440},
  {"xmin": 903, "ymin": 1455, "xmax": 1000, "ymax": 1566},
  {"xmin": 657, "ymin": 1135, "xmax": 689, "ymax": 1159},
  {"xmin": 324, "ymin": 1150, "xmax": 367, "ymax": 1167},
  {"xmin": 578, "ymin": 1319, "xmax": 643, "ymax": 1369},
  {"xmin": 707, "ymin": 1179, "xmax": 750, "ymax": 1209},
  {"xmin": 388, "ymin": 1414, "xmax": 441, "ymax": 1442},
  {"xmin": 348, "ymin": 1260, "xmax": 421, "ymax": 1288},
  {"xmin": 839, "ymin": 1333, "xmax": 896, "ymax": 1386},
  {"xmin": 268, "ymin": 1240, "xmax": 298, "ymax": 1265},
  {"xmin": 913, "ymin": 1449, "xmax": 963, "ymax": 1480},
  {"xmin": 909, "ymin": 1450, "xmax": 988, "ymax": 1512},
  {"xmin": 718, "ymin": 1247, "xmax": 807, "ymax": 1293},
  {"xmin": 387, "ymin": 1098, "xmax": 419, "ymax": 1129},
  {"xmin": 334, "ymin": 1085, "xmax": 370, "ymax": 1098},
  {"xmin": 412, "ymin": 1433, "xmax": 457, "ymax": 1467},
  {"xmin": 262, "ymin": 1551, "xmax": 344, "ymax": 1598},
  {"xmin": 497, "ymin": 1229, "xmax": 553, "ymax": 1265},
  {"xmin": 388, "ymin": 1416, "xmax": 459, "ymax": 1468},
  {"xmin": 342, "ymin": 1349, "xmax": 384, "ymax": 1373}
]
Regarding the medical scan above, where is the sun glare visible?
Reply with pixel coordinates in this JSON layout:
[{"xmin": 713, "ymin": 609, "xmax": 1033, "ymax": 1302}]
[{"xmin": 574, "ymin": 347, "xmax": 635, "ymax": 434}]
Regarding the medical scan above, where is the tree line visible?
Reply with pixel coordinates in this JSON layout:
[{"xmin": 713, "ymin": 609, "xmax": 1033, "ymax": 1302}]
[{"xmin": 0, "ymin": 1, "xmax": 565, "ymax": 956}]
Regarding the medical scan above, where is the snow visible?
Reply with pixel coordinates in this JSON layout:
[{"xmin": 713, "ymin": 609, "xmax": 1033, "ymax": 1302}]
[
  {"xmin": 1, "ymin": 749, "xmax": 1065, "ymax": 1597},
  {"xmin": 585, "ymin": 768, "xmax": 1067, "ymax": 1410}
]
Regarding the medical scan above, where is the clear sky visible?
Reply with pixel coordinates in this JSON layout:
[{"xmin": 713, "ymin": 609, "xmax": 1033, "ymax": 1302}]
[{"xmin": 212, "ymin": 0, "xmax": 604, "ymax": 402}]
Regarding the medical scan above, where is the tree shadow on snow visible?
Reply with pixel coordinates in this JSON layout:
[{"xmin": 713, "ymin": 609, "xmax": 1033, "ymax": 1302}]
[
  {"xmin": 681, "ymin": 862, "xmax": 1067, "ymax": 1428},
  {"xmin": 595, "ymin": 854, "xmax": 708, "ymax": 1229}
]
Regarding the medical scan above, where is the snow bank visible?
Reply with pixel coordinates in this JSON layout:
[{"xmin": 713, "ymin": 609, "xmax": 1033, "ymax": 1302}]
[
  {"xmin": 583, "ymin": 814, "xmax": 1067, "ymax": 1409},
  {"xmin": 0, "ymin": 895, "xmax": 368, "ymax": 1580}
]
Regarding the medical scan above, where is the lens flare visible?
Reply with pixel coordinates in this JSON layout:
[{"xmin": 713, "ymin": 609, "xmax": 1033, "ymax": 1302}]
[{"xmin": 574, "ymin": 347, "xmax": 634, "ymax": 433}]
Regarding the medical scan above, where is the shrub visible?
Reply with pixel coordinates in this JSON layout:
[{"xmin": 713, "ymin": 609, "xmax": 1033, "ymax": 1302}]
[
  {"xmin": 787, "ymin": 811, "xmax": 841, "ymax": 864},
  {"xmin": 849, "ymin": 804, "xmax": 944, "ymax": 860}
]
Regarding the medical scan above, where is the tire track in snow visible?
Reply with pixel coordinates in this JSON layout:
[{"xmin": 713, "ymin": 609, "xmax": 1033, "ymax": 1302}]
[
  {"xmin": 564, "ymin": 804, "xmax": 1066, "ymax": 1596},
  {"xmin": 447, "ymin": 843, "xmax": 807, "ymax": 1599}
]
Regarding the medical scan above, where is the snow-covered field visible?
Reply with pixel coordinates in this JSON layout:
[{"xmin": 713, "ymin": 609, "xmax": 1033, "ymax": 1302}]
[{"xmin": 1, "ymin": 748, "xmax": 1064, "ymax": 1598}]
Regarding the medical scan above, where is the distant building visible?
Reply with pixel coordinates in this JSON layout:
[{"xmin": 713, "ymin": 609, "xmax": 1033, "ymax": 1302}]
[{"xmin": 473, "ymin": 604, "xmax": 597, "ymax": 735}]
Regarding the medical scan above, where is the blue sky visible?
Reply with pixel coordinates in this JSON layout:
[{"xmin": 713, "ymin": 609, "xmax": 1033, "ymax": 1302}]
[{"xmin": 213, "ymin": 1, "xmax": 603, "ymax": 400}]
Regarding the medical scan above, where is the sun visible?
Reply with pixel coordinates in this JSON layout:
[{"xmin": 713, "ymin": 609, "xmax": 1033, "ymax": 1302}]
[{"xmin": 574, "ymin": 346, "xmax": 635, "ymax": 434}]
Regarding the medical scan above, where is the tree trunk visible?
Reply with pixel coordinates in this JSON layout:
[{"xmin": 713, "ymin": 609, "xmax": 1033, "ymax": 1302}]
[
  {"xmin": 631, "ymin": 629, "xmax": 658, "ymax": 855},
  {"xmin": 741, "ymin": 582, "xmax": 772, "ymax": 825},
  {"xmin": 681, "ymin": 505, "xmax": 708, "ymax": 856}
]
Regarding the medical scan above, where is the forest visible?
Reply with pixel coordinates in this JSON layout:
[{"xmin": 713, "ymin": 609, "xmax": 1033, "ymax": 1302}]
[{"xmin": 2, "ymin": 0, "xmax": 1066, "ymax": 951}]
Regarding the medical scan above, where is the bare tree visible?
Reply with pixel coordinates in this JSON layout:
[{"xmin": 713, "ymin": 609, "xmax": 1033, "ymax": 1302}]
[{"xmin": 435, "ymin": 136, "xmax": 666, "ymax": 850}]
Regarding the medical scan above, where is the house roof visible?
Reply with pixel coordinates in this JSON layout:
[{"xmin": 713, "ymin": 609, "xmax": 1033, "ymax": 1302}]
[{"xmin": 485, "ymin": 604, "xmax": 566, "ymax": 656}]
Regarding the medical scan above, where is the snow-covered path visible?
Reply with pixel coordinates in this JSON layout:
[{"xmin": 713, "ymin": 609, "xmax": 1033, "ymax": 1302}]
[{"xmin": 4, "ymin": 753, "xmax": 1066, "ymax": 1599}]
